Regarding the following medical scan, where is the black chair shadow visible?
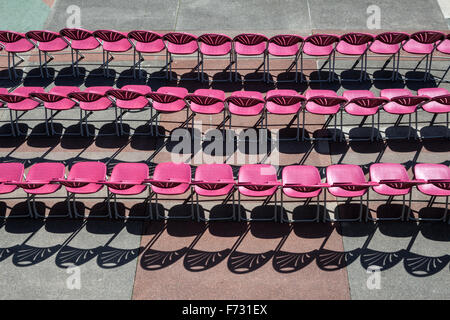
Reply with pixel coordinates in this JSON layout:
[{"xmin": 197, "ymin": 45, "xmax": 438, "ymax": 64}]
[
  {"xmin": 97, "ymin": 245, "xmax": 144, "ymax": 269},
  {"xmin": 94, "ymin": 123, "xmax": 129, "ymax": 148},
  {"xmin": 183, "ymin": 247, "xmax": 231, "ymax": 272},
  {"xmin": 316, "ymin": 247, "xmax": 361, "ymax": 271},
  {"xmin": 404, "ymin": 71, "xmax": 437, "ymax": 89},
  {"xmin": 402, "ymin": 251, "xmax": 450, "ymax": 277},
  {"xmin": 26, "ymin": 123, "xmax": 63, "ymax": 148},
  {"xmin": 385, "ymin": 138, "xmax": 421, "ymax": 153},
  {"xmin": 421, "ymin": 137, "xmax": 450, "ymax": 153},
  {"xmin": 359, "ymin": 248, "xmax": 405, "ymax": 271},
  {"xmin": 0, "ymin": 244, "xmax": 19, "ymax": 263},
  {"xmin": 325, "ymin": 203, "xmax": 369, "ymax": 222},
  {"xmin": 415, "ymin": 206, "xmax": 448, "ymax": 221},
  {"xmin": 0, "ymin": 68, "xmax": 23, "ymax": 87},
  {"xmin": 84, "ymin": 68, "xmax": 116, "ymax": 87},
  {"xmin": 372, "ymin": 70, "xmax": 402, "ymax": 84},
  {"xmin": 228, "ymin": 249, "xmax": 274, "ymax": 274},
  {"xmin": 115, "ymin": 68, "xmax": 148, "ymax": 87},
  {"xmin": 210, "ymin": 75, "xmax": 243, "ymax": 92},
  {"xmin": 308, "ymin": 71, "xmax": 340, "ymax": 90},
  {"xmin": 348, "ymin": 139, "xmax": 385, "ymax": 154},
  {"xmin": 277, "ymin": 138, "xmax": 312, "ymax": 155},
  {"xmin": 347, "ymin": 127, "xmax": 381, "ymax": 142},
  {"xmin": 385, "ymin": 126, "xmax": 419, "ymax": 140},
  {"xmin": 54, "ymin": 67, "xmax": 86, "ymax": 86},
  {"xmin": 237, "ymin": 130, "xmax": 272, "ymax": 155},
  {"xmin": 196, "ymin": 203, "xmax": 237, "ymax": 221},
  {"xmin": 55, "ymin": 245, "xmax": 101, "ymax": 268},
  {"xmin": 273, "ymin": 249, "xmax": 317, "ymax": 273},
  {"xmin": 140, "ymin": 246, "xmax": 188, "ymax": 270},
  {"xmin": 130, "ymin": 126, "xmax": 165, "ymax": 151},
  {"xmin": 22, "ymin": 67, "xmax": 55, "ymax": 87},
  {"xmin": 0, "ymin": 124, "xmax": 18, "ymax": 141},
  {"xmin": 60, "ymin": 124, "xmax": 95, "ymax": 149},
  {"xmin": 339, "ymin": 71, "xmax": 372, "ymax": 90},
  {"xmin": 12, "ymin": 243, "xmax": 61, "ymax": 267},
  {"xmin": 202, "ymin": 130, "xmax": 238, "ymax": 157}
]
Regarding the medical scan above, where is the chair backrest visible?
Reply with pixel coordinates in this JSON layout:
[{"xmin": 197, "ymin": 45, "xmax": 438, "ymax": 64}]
[
  {"xmin": 106, "ymin": 89, "xmax": 143, "ymax": 101},
  {"xmin": 146, "ymin": 92, "xmax": 183, "ymax": 104},
  {"xmin": 225, "ymin": 96, "xmax": 264, "ymax": 107},
  {"xmin": 93, "ymin": 30, "xmax": 127, "ymax": 42},
  {"xmin": 304, "ymin": 34, "xmax": 340, "ymax": 46},
  {"xmin": 409, "ymin": 30, "xmax": 445, "ymax": 44},
  {"xmin": 110, "ymin": 163, "xmax": 149, "ymax": 181},
  {"xmin": 340, "ymin": 32, "xmax": 374, "ymax": 45},
  {"xmin": 266, "ymin": 95, "xmax": 305, "ymax": 106},
  {"xmin": 153, "ymin": 162, "xmax": 191, "ymax": 182},
  {"xmin": 238, "ymin": 164, "xmax": 277, "ymax": 184},
  {"xmin": 185, "ymin": 94, "xmax": 223, "ymax": 106},
  {"xmin": 428, "ymin": 94, "xmax": 450, "ymax": 106},
  {"xmin": 349, "ymin": 97, "xmax": 389, "ymax": 108},
  {"xmin": 60, "ymin": 28, "xmax": 94, "ymax": 41},
  {"xmin": 27, "ymin": 162, "xmax": 65, "ymax": 180},
  {"xmin": 163, "ymin": 32, "xmax": 197, "ymax": 44},
  {"xmin": 68, "ymin": 91, "xmax": 104, "ymax": 102},
  {"xmin": 0, "ymin": 92, "xmax": 28, "ymax": 103},
  {"xmin": 390, "ymin": 95, "xmax": 429, "ymax": 106},
  {"xmin": 233, "ymin": 33, "xmax": 268, "ymax": 46},
  {"xmin": 375, "ymin": 32, "xmax": 410, "ymax": 45},
  {"xmin": 68, "ymin": 161, "xmax": 106, "ymax": 180},
  {"xmin": 128, "ymin": 30, "xmax": 163, "ymax": 43},
  {"xmin": 198, "ymin": 33, "xmax": 232, "ymax": 46},
  {"xmin": 0, "ymin": 31, "xmax": 26, "ymax": 43},
  {"xmin": 0, "ymin": 162, "xmax": 24, "ymax": 182},
  {"xmin": 268, "ymin": 34, "xmax": 303, "ymax": 46},
  {"xmin": 327, "ymin": 164, "xmax": 365, "ymax": 184},
  {"xmin": 26, "ymin": 30, "xmax": 60, "ymax": 42},
  {"xmin": 29, "ymin": 92, "xmax": 66, "ymax": 103},
  {"xmin": 307, "ymin": 96, "xmax": 347, "ymax": 106}
]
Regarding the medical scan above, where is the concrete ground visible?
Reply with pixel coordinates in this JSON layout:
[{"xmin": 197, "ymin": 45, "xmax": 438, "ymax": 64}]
[{"xmin": 0, "ymin": 0, "xmax": 448, "ymax": 300}]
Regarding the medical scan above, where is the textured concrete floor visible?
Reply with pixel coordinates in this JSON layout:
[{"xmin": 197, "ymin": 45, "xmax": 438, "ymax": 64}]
[{"xmin": 0, "ymin": 0, "xmax": 448, "ymax": 300}]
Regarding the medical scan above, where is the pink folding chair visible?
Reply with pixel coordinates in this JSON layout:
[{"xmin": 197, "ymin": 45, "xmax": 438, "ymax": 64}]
[
  {"xmin": 301, "ymin": 34, "xmax": 340, "ymax": 82},
  {"xmin": 60, "ymin": 28, "xmax": 101, "ymax": 77},
  {"xmin": 436, "ymin": 33, "xmax": 450, "ymax": 55},
  {"xmin": 25, "ymin": 30, "xmax": 69, "ymax": 78},
  {"xmin": 225, "ymin": 91, "xmax": 265, "ymax": 134},
  {"xmin": 418, "ymin": 87, "xmax": 450, "ymax": 139},
  {"xmin": 145, "ymin": 86, "xmax": 189, "ymax": 137},
  {"xmin": 380, "ymin": 89, "xmax": 430, "ymax": 140},
  {"xmin": 93, "ymin": 30, "xmax": 132, "ymax": 77},
  {"xmin": 192, "ymin": 164, "xmax": 236, "ymax": 221},
  {"xmin": 29, "ymin": 86, "xmax": 80, "ymax": 135},
  {"xmin": 402, "ymin": 30, "xmax": 445, "ymax": 81},
  {"xmin": 281, "ymin": 165, "xmax": 329, "ymax": 222},
  {"xmin": 68, "ymin": 86, "xmax": 118, "ymax": 136},
  {"xmin": 303, "ymin": 90, "xmax": 347, "ymax": 141},
  {"xmin": 232, "ymin": 33, "xmax": 268, "ymax": 82},
  {"xmin": 185, "ymin": 89, "xmax": 226, "ymax": 134},
  {"xmin": 266, "ymin": 34, "xmax": 303, "ymax": 83},
  {"xmin": 145, "ymin": 162, "xmax": 192, "ymax": 220},
  {"xmin": 197, "ymin": 33, "xmax": 233, "ymax": 82},
  {"xmin": 6, "ymin": 162, "xmax": 65, "ymax": 218},
  {"xmin": 342, "ymin": 90, "xmax": 388, "ymax": 141},
  {"xmin": 369, "ymin": 163, "xmax": 424, "ymax": 221},
  {"xmin": 0, "ymin": 86, "xmax": 45, "ymax": 136},
  {"xmin": 101, "ymin": 162, "xmax": 149, "ymax": 219},
  {"xmin": 54, "ymin": 161, "xmax": 107, "ymax": 218},
  {"xmin": 0, "ymin": 31, "xmax": 34, "ymax": 79},
  {"xmin": 163, "ymin": 32, "xmax": 199, "ymax": 81},
  {"xmin": 237, "ymin": 164, "xmax": 280, "ymax": 222},
  {"xmin": 326, "ymin": 164, "xmax": 377, "ymax": 222},
  {"xmin": 264, "ymin": 90, "xmax": 306, "ymax": 141},
  {"xmin": 128, "ymin": 30, "xmax": 166, "ymax": 79},
  {"xmin": 369, "ymin": 32, "xmax": 410, "ymax": 81},
  {"xmin": 336, "ymin": 33, "xmax": 374, "ymax": 82},
  {"xmin": 0, "ymin": 162, "xmax": 25, "ymax": 217},
  {"xmin": 106, "ymin": 85, "xmax": 152, "ymax": 135},
  {"xmin": 413, "ymin": 163, "xmax": 450, "ymax": 222}
]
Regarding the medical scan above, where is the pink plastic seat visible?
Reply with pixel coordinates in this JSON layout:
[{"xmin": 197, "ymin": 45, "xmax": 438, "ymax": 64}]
[
  {"xmin": 237, "ymin": 164, "xmax": 279, "ymax": 221},
  {"xmin": 29, "ymin": 86, "xmax": 80, "ymax": 135},
  {"xmin": 225, "ymin": 91, "xmax": 265, "ymax": 131},
  {"xmin": 55, "ymin": 161, "xmax": 106, "ymax": 218},
  {"xmin": 336, "ymin": 33, "xmax": 374, "ymax": 82},
  {"xmin": 437, "ymin": 34, "xmax": 450, "ymax": 54},
  {"xmin": 60, "ymin": 28, "xmax": 101, "ymax": 76},
  {"xmin": 26, "ymin": 30, "xmax": 69, "ymax": 78},
  {"xmin": 0, "ymin": 31, "xmax": 34, "ymax": 79},
  {"xmin": 418, "ymin": 88, "xmax": 450, "ymax": 113},
  {"xmin": 163, "ymin": 32, "xmax": 199, "ymax": 81},
  {"xmin": 146, "ymin": 87, "xmax": 188, "ymax": 137},
  {"xmin": 68, "ymin": 87, "xmax": 117, "ymax": 136},
  {"xmin": 369, "ymin": 163, "xmax": 422, "ymax": 221},
  {"xmin": 198, "ymin": 33, "xmax": 233, "ymax": 82},
  {"xmin": 302, "ymin": 34, "xmax": 340, "ymax": 83},
  {"xmin": 0, "ymin": 86, "xmax": 45, "ymax": 136},
  {"xmin": 281, "ymin": 165, "xmax": 329, "ymax": 222},
  {"xmin": 128, "ymin": 30, "xmax": 165, "ymax": 79},
  {"xmin": 304, "ymin": 90, "xmax": 347, "ymax": 141},
  {"xmin": 265, "ymin": 90, "xmax": 306, "ymax": 141},
  {"xmin": 267, "ymin": 35, "xmax": 303, "ymax": 83},
  {"xmin": 185, "ymin": 89, "xmax": 226, "ymax": 133},
  {"xmin": 413, "ymin": 163, "xmax": 450, "ymax": 222},
  {"xmin": 93, "ymin": 30, "xmax": 131, "ymax": 77},
  {"xmin": 233, "ymin": 33, "xmax": 268, "ymax": 82},
  {"xmin": 402, "ymin": 31, "xmax": 445, "ymax": 81},
  {"xmin": 147, "ymin": 162, "xmax": 192, "ymax": 220},
  {"xmin": 192, "ymin": 164, "xmax": 236, "ymax": 221},
  {"xmin": 369, "ymin": 32, "xmax": 410, "ymax": 81},
  {"xmin": 0, "ymin": 162, "xmax": 24, "ymax": 195},
  {"xmin": 326, "ymin": 164, "xmax": 376, "ymax": 221}
]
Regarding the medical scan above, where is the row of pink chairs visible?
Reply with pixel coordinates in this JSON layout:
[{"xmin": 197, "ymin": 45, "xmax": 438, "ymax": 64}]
[
  {"xmin": 0, "ymin": 161, "xmax": 448, "ymax": 223},
  {"xmin": 0, "ymin": 85, "xmax": 448, "ymax": 140},
  {"xmin": 0, "ymin": 29, "xmax": 449, "ymax": 82}
]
